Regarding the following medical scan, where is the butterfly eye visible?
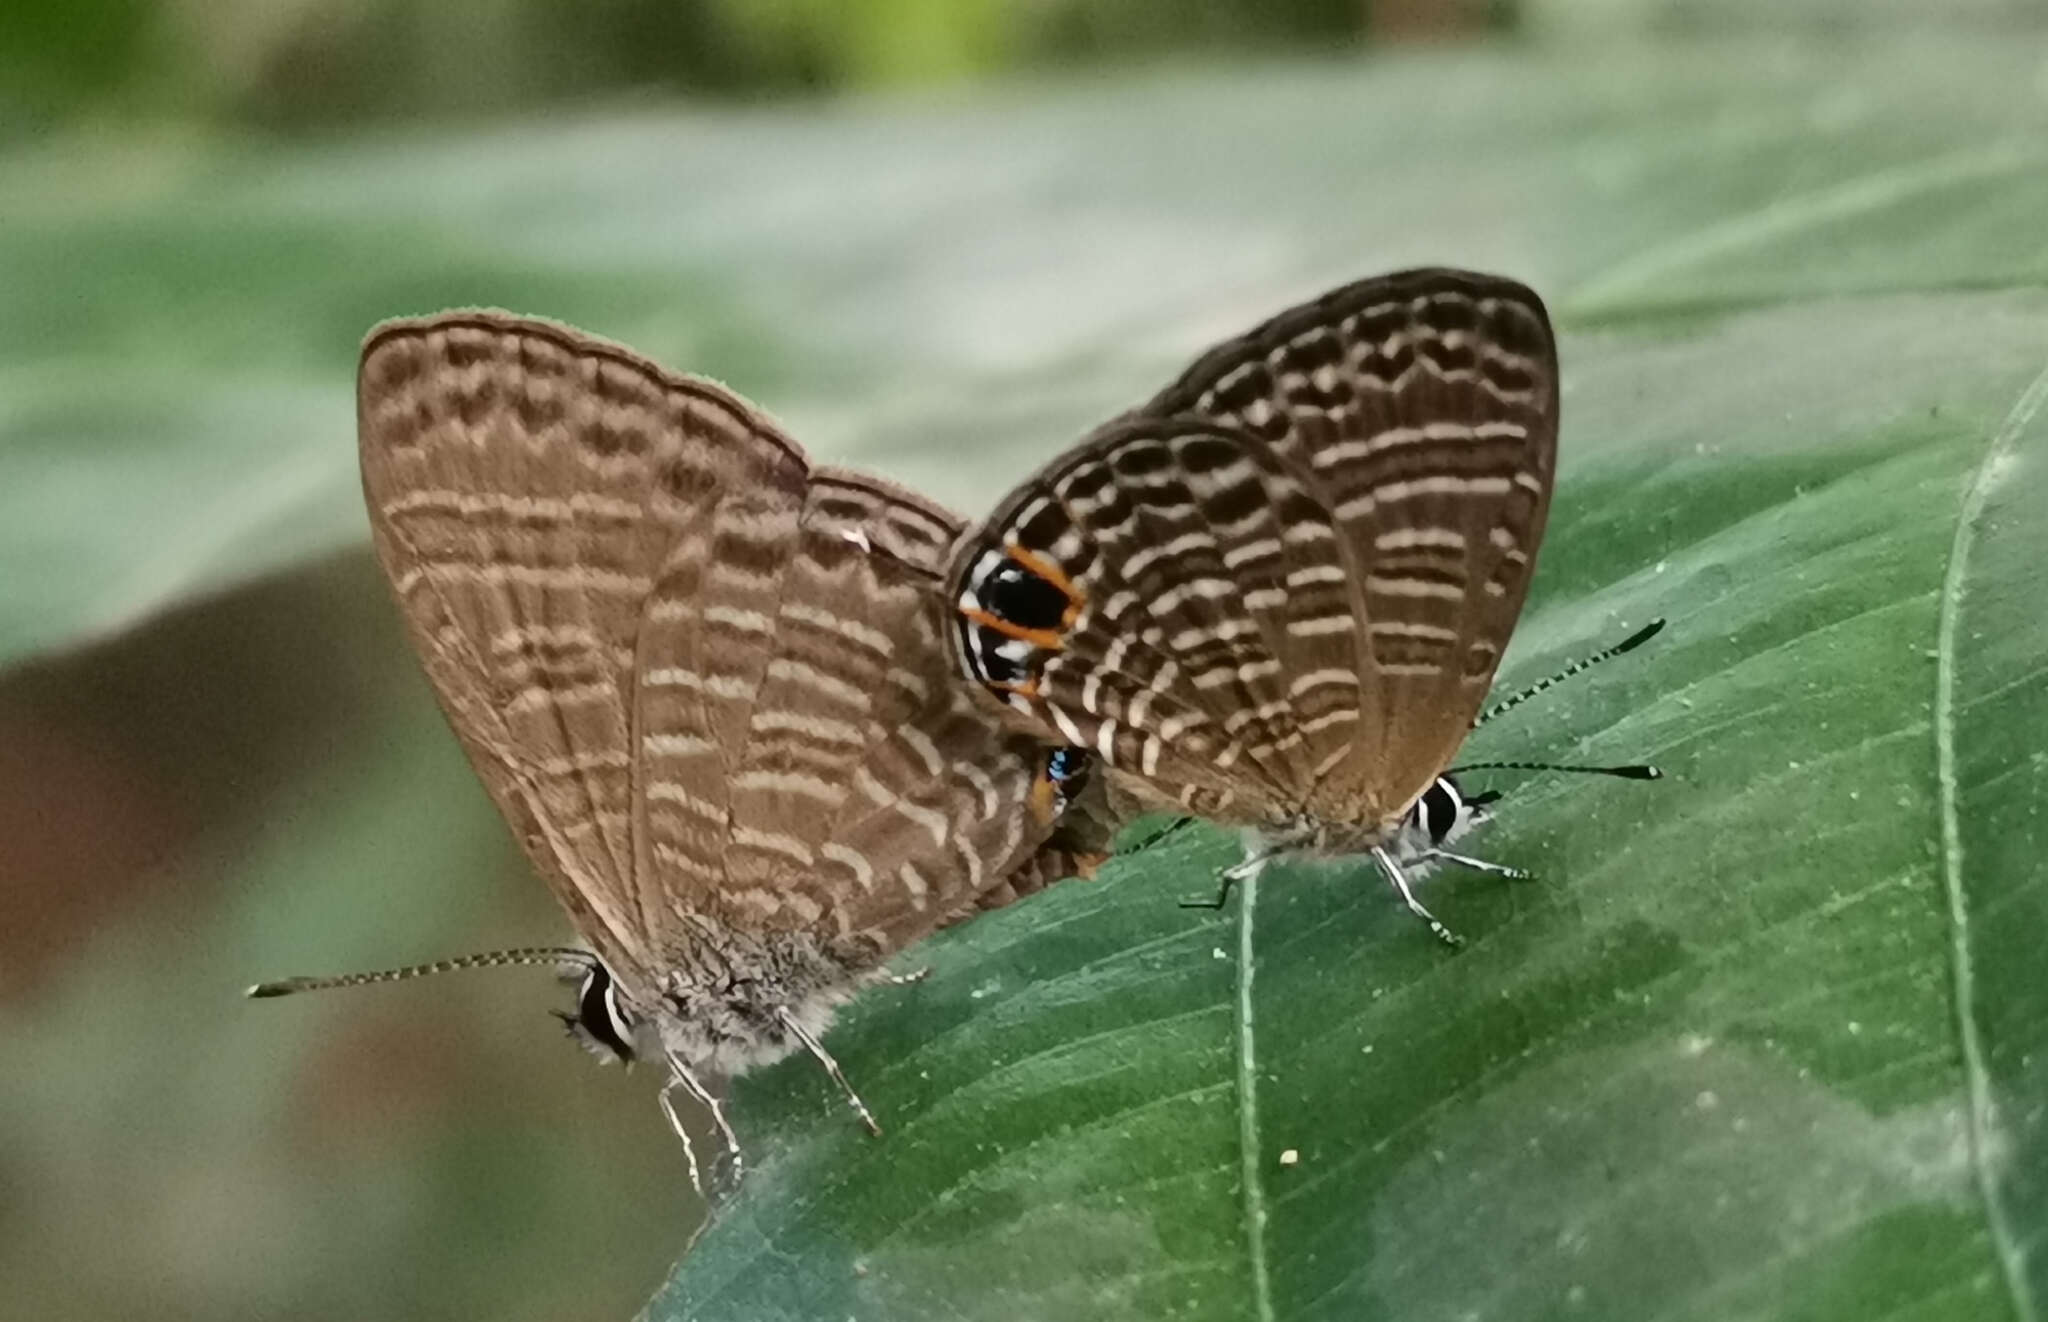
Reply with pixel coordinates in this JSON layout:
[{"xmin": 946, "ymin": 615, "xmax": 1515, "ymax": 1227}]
[
  {"xmin": 1414, "ymin": 778, "xmax": 1463, "ymax": 846},
  {"xmin": 573, "ymin": 964, "xmax": 638, "ymax": 1064}
]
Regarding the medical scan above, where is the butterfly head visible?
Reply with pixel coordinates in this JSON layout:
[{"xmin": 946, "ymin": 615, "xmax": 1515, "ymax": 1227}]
[
  {"xmin": 1300, "ymin": 776, "xmax": 1495, "ymax": 861},
  {"xmin": 1404, "ymin": 775, "xmax": 1498, "ymax": 851}
]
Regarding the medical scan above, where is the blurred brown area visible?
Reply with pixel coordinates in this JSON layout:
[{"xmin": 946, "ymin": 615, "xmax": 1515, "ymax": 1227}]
[
  {"xmin": 0, "ymin": 703, "xmax": 186, "ymax": 1001},
  {"xmin": 1373, "ymin": 0, "xmax": 1513, "ymax": 40},
  {"xmin": 0, "ymin": 557, "xmax": 386, "ymax": 999}
]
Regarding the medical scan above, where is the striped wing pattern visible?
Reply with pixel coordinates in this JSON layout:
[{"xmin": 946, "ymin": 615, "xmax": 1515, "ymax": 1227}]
[
  {"xmin": 949, "ymin": 268, "xmax": 1557, "ymax": 837},
  {"xmin": 358, "ymin": 314, "xmax": 1077, "ymax": 1027}
]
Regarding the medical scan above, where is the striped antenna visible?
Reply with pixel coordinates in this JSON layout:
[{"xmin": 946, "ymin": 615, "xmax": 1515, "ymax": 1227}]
[
  {"xmin": 245, "ymin": 946, "xmax": 592, "ymax": 999},
  {"xmin": 1474, "ymin": 618, "xmax": 1665, "ymax": 728}
]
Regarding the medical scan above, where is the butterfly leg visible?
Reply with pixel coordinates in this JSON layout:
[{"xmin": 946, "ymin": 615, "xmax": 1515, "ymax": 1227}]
[
  {"xmin": 660, "ymin": 1053, "xmax": 745, "ymax": 1199},
  {"xmin": 776, "ymin": 1007, "xmax": 883, "ymax": 1137},
  {"xmin": 656, "ymin": 1081, "xmax": 709, "ymax": 1196},
  {"xmin": 1419, "ymin": 848, "xmax": 1532, "ymax": 881},
  {"xmin": 1129, "ymin": 816, "xmax": 1198, "ymax": 854},
  {"xmin": 1370, "ymin": 846, "xmax": 1463, "ymax": 948},
  {"xmin": 1180, "ymin": 848, "xmax": 1274, "ymax": 910},
  {"xmin": 1182, "ymin": 820, "xmax": 1313, "ymax": 909}
]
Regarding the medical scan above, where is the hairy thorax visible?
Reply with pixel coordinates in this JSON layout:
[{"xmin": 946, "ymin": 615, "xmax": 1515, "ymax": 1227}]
[
  {"xmin": 1256, "ymin": 809, "xmax": 1409, "ymax": 860},
  {"xmin": 631, "ymin": 924, "xmax": 879, "ymax": 1075}
]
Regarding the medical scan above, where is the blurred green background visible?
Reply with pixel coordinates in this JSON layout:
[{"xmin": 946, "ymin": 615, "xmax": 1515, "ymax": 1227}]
[
  {"xmin": 5, "ymin": 1, "xmax": 2048, "ymax": 1320},
  {"xmin": 5, "ymin": 0, "xmax": 1477, "ymax": 129}
]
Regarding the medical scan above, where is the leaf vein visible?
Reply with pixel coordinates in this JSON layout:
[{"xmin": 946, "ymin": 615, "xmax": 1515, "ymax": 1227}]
[
  {"xmin": 1235, "ymin": 869, "xmax": 1275, "ymax": 1322},
  {"xmin": 1933, "ymin": 352, "xmax": 2048, "ymax": 1321}
]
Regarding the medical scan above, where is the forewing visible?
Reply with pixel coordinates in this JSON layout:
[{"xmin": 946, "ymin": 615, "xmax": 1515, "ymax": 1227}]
[
  {"xmin": 358, "ymin": 312, "xmax": 804, "ymax": 990},
  {"xmin": 1138, "ymin": 268, "xmax": 1558, "ymax": 820}
]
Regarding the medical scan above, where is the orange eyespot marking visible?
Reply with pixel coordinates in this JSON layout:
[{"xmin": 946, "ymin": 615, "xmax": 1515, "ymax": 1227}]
[
  {"xmin": 1005, "ymin": 542, "xmax": 1086, "ymax": 626},
  {"xmin": 960, "ymin": 607, "xmax": 1065, "ymax": 651},
  {"xmin": 990, "ymin": 677, "xmax": 1041, "ymax": 699}
]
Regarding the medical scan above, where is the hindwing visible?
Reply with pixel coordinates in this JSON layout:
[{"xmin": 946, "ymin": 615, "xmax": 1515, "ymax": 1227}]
[{"xmin": 947, "ymin": 268, "xmax": 1557, "ymax": 830}]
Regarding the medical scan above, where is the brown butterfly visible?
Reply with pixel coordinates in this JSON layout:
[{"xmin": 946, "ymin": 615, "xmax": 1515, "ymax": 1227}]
[
  {"xmin": 251, "ymin": 313, "xmax": 1105, "ymax": 1190},
  {"xmin": 946, "ymin": 268, "xmax": 1578, "ymax": 942}
]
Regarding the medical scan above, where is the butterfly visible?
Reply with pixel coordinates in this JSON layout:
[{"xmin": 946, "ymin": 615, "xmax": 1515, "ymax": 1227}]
[
  {"xmin": 254, "ymin": 312, "xmax": 1106, "ymax": 1191},
  {"xmin": 945, "ymin": 267, "xmax": 1571, "ymax": 943}
]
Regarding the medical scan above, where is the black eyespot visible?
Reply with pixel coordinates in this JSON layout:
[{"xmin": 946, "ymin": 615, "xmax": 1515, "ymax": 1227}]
[
  {"xmin": 576, "ymin": 966, "xmax": 636, "ymax": 1063},
  {"xmin": 973, "ymin": 623, "xmax": 1026, "ymax": 684},
  {"xmin": 983, "ymin": 560, "xmax": 1069, "ymax": 631}
]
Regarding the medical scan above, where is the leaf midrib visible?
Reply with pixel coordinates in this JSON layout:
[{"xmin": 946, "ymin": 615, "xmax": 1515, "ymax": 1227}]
[
  {"xmin": 1236, "ymin": 869, "xmax": 1275, "ymax": 1322},
  {"xmin": 1933, "ymin": 355, "xmax": 2048, "ymax": 1322}
]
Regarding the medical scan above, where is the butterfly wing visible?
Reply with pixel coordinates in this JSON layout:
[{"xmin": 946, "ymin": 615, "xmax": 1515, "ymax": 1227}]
[
  {"xmin": 947, "ymin": 268, "xmax": 1557, "ymax": 831},
  {"xmin": 801, "ymin": 470, "xmax": 1104, "ymax": 953},
  {"xmin": 360, "ymin": 312, "xmax": 809, "ymax": 991},
  {"xmin": 362, "ymin": 312, "xmax": 1084, "ymax": 1013},
  {"xmin": 1139, "ymin": 268, "xmax": 1558, "ymax": 824}
]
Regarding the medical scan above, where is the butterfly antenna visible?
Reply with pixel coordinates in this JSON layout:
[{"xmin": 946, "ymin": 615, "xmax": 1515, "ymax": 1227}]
[
  {"xmin": 245, "ymin": 946, "xmax": 592, "ymax": 999},
  {"xmin": 1474, "ymin": 618, "xmax": 1665, "ymax": 727},
  {"xmin": 1449, "ymin": 759, "xmax": 1662, "ymax": 781}
]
